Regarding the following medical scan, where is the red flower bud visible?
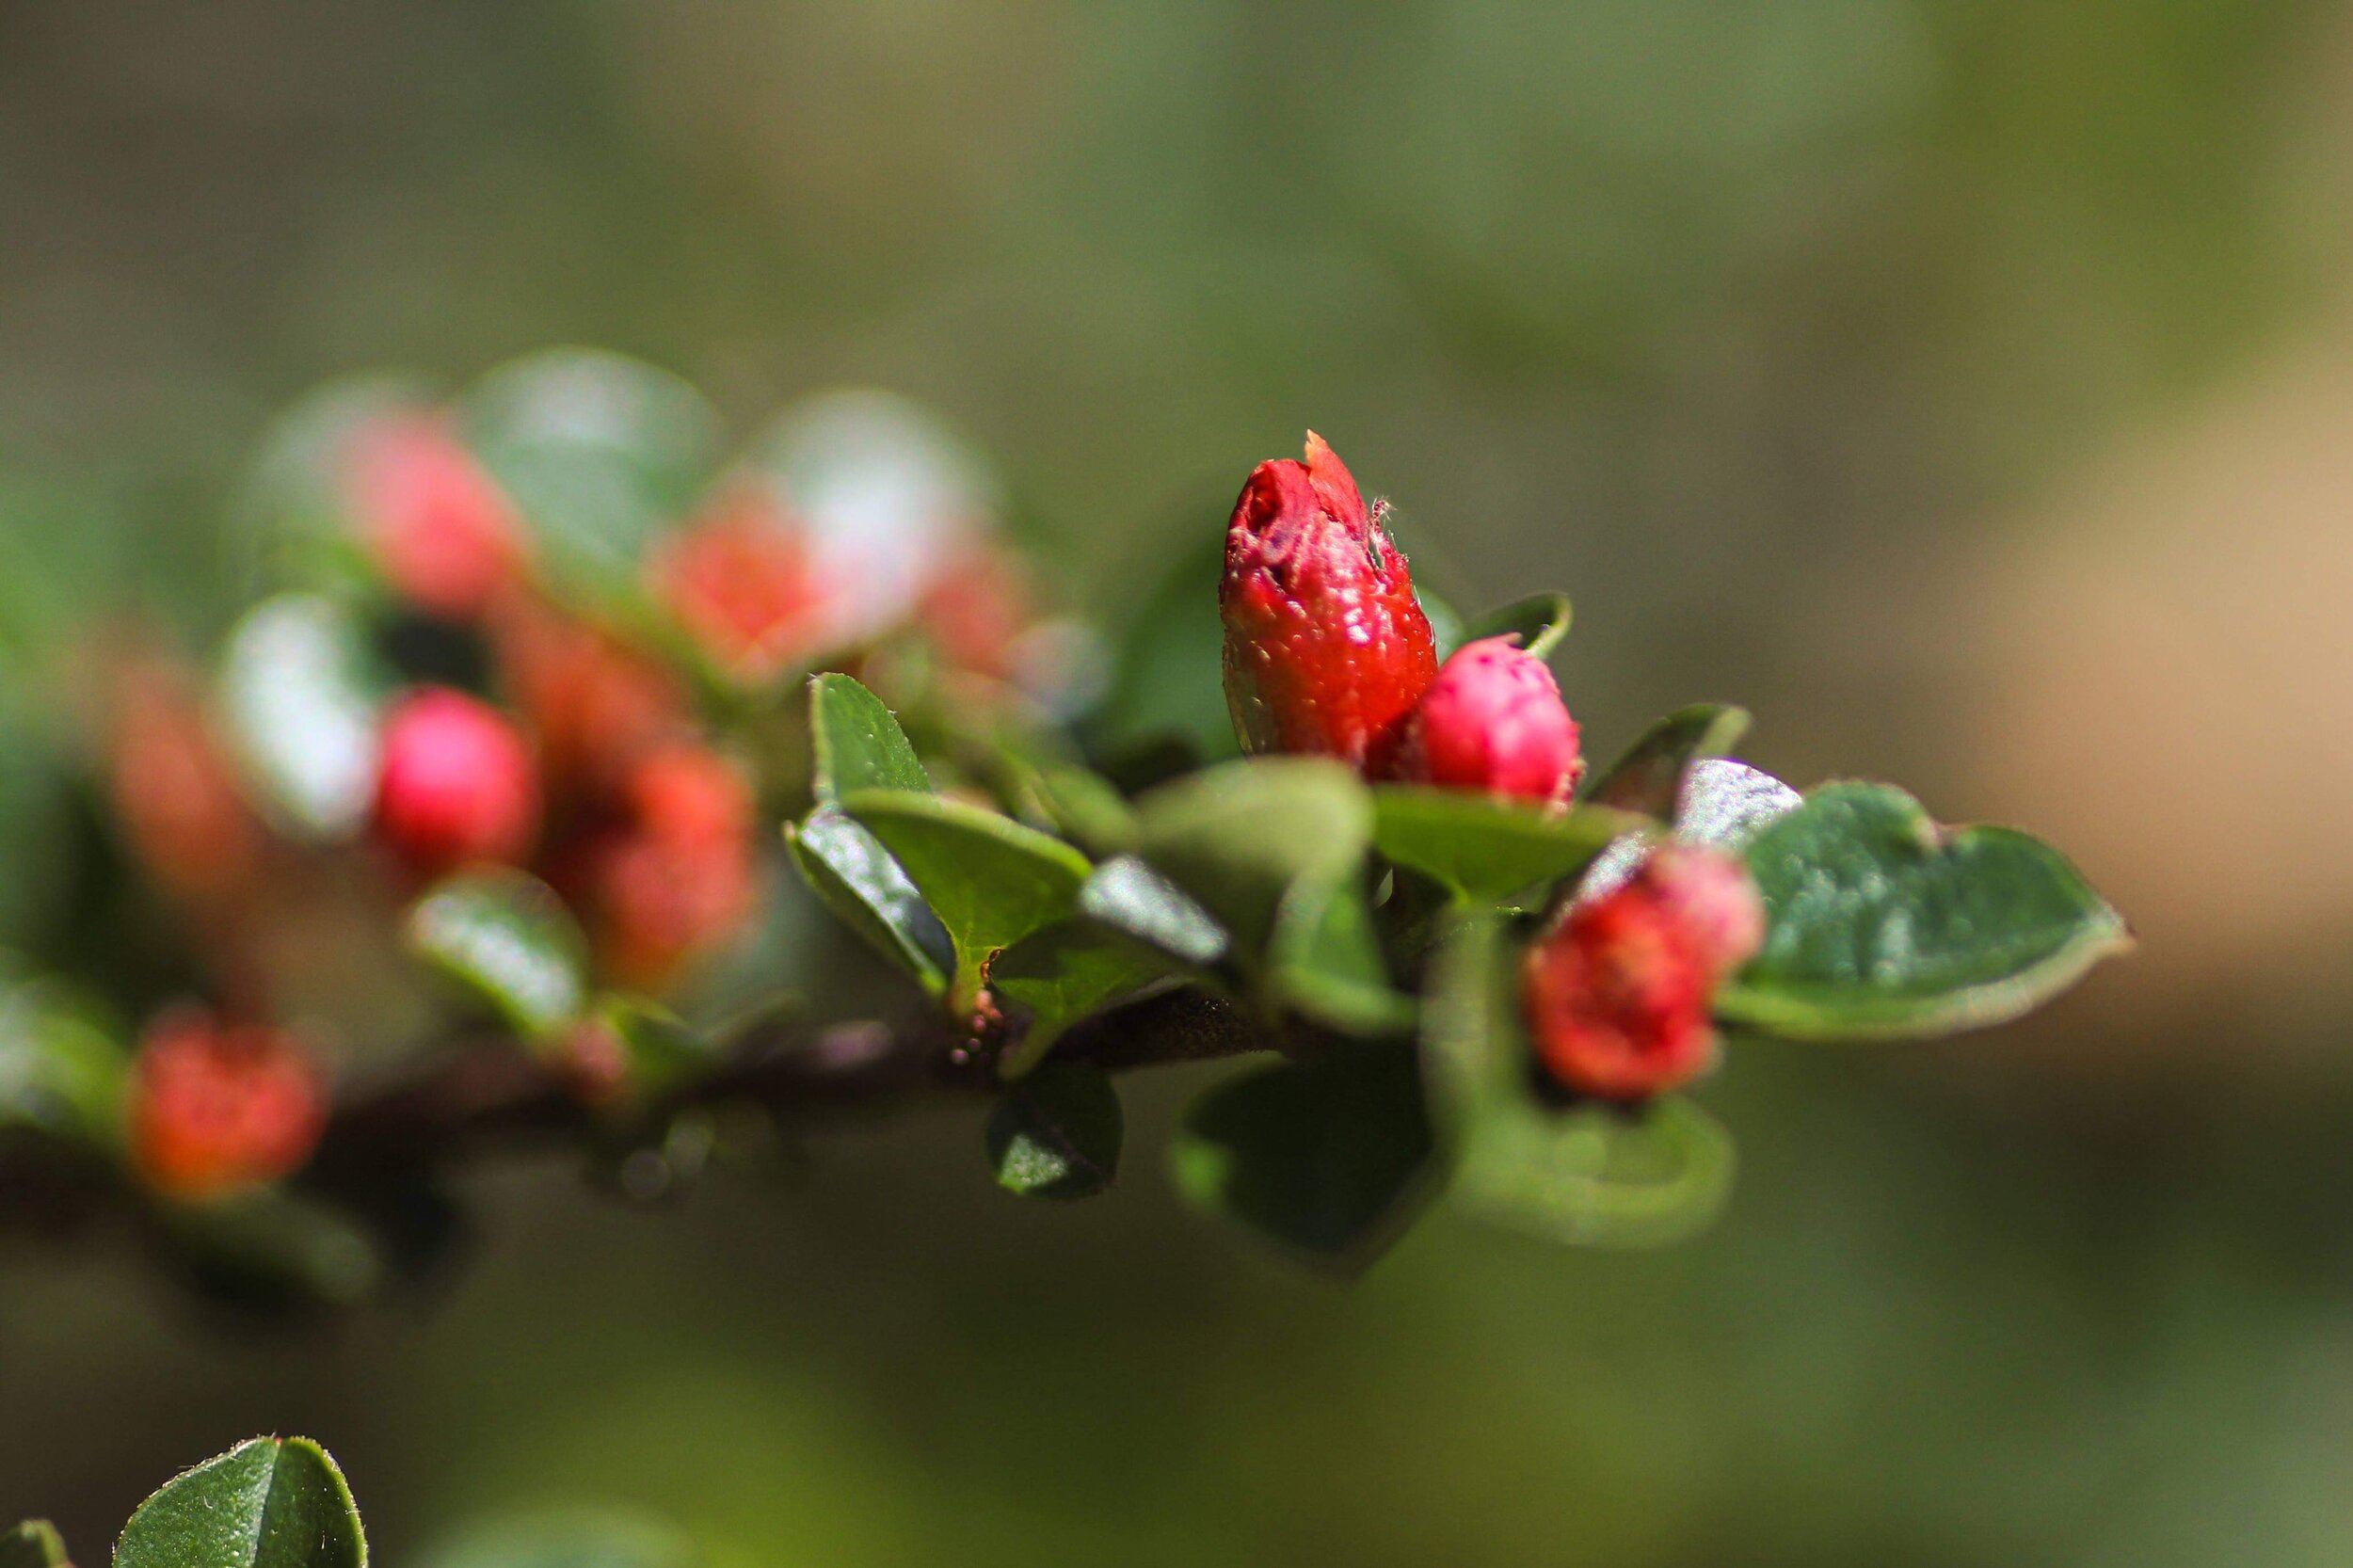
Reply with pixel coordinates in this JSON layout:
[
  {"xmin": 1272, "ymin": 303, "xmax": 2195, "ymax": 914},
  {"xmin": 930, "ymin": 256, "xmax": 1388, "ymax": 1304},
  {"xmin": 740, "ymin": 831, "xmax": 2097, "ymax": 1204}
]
[
  {"xmin": 492, "ymin": 598, "xmax": 689, "ymax": 798},
  {"xmin": 1221, "ymin": 433, "xmax": 1437, "ymax": 767},
  {"xmin": 1521, "ymin": 880, "xmax": 1716, "ymax": 1102},
  {"xmin": 1636, "ymin": 845, "xmax": 1766, "ymax": 982},
  {"xmin": 651, "ymin": 486, "xmax": 830, "ymax": 681},
  {"xmin": 916, "ymin": 543, "xmax": 1033, "ymax": 681},
  {"xmin": 130, "ymin": 1011, "xmax": 328, "ymax": 1199},
  {"xmin": 346, "ymin": 415, "xmax": 528, "ymax": 619},
  {"xmin": 579, "ymin": 745, "xmax": 758, "ymax": 987},
  {"xmin": 374, "ymin": 688, "xmax": 541, "ymax": 875},
  {"xmin": 1387, "ymin": 635, "xmax": 1582, "ymax": 805}
]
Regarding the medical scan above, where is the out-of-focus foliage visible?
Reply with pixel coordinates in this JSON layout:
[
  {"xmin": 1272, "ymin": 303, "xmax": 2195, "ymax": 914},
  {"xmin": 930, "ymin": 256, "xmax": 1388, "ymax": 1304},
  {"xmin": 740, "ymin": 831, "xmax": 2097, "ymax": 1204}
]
[{"xmin": 2, "ymin": 1, "xmax": 2349, "ymax": 1564}]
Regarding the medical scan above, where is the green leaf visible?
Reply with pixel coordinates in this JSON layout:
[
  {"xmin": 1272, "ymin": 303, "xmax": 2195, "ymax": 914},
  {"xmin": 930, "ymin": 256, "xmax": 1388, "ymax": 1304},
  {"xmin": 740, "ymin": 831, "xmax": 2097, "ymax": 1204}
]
[
  {"xmin": 1025, "ymin": 763, "xmax": 1140, "ymax": 857},
  {"xmin": 785, "ymin": 808, "xmax": 953, "ymax": 994},
  {"xmin": 1086, "ymin": 512, "xmax": 1240, "ymax": 761},
  {"xmin": 0, "ymin": 714, "xmax": 75, "ymax": 952},
  {"xmin": 985, "ymin": 1061, "xmax": 1123, "ymax": 1199},
  {"xmin": 1131, "ymin": 759, "xmax": 1372, "ymax": 958},
  {"xmin": 1577, "ymin": 758, "xmax": 1802, "ymax": 901},
  {"xmin": 1173, "ymin": 1040, "xmax": 1436, "ymax": 1270},
  {"xmin": 808, "ymin": 673, "xmax": 929, "ymax": 802},
  {"xmin": 1717, "ymin": 782, "xmax": 2131, "ymax": 1040},
  {"xmin": 989, "ymin": 924, "xmax": 1171, "ymax": 1079},
  {"xmin": 1421, "ymin": 588, "xmax": 1468, "ymax": 662},
  {"xmin": 1, "ymin": 1521, "xmax": 67, "ymax": 1568},
  {"xmin": 0, "ymin": 966, "xmax": 126, "ymax": 1145},
  {"xmin": 116, "ymin": 1436, "xmax": 365, "ymax": 1568},
  {"xmin": 1462, "ymin": 591, "xmax": 1573, "ymax": 662},
  {"xmin": 596, "ymin": 997, "xmax": 727, "ymax": 1098},
  {"xmin": 406, "ymin": 872, "xmax": 590, "ymax": 1043},
  {"xmin": 1372, "ymin": 787, "xmax": 1642, "ymax": 905},
  {"xmin": 458, "ymin": 350, "xmax": 720, "ymax": 585},
  {"xmin": 840, "ymin": 789, "xmax": 1092, "ymax": 1009},
  {"xmin": 155, "ymin": 1189, "xmax": 389, "ymax": 1316},
  {"xmin": 216, "ymin": 594, "xmax": 390, "ymax": 840},
  {"xmin": 1266, "ymin": 875, "xmax": 1417, "ymax": 1037},
  {"xmin": 1583, "ymin": 704, "xmax": 1752, "ymax": 817},
  {"xmin": 1424, "ymin": 917, "xmax": 1735, "ymax": 1247},
  {"xmin": 1077, "ymin": 857, "xmax": 1229, "ymax": 968},
  {"xmin": 1673, "ymin": 758, "xmax": 1802, "ymax": 852},
  {"xmin": 418, "ymin": 1512, "xmax": 699, "ymax": 1568}
]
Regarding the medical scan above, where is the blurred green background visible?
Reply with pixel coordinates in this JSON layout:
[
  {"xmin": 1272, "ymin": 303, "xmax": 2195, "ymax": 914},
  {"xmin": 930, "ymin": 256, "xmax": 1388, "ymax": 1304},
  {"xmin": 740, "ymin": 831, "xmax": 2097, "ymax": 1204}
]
[{"xmin": 9, "ymin": 1, "xmax": 2353, "ymax": 1561}]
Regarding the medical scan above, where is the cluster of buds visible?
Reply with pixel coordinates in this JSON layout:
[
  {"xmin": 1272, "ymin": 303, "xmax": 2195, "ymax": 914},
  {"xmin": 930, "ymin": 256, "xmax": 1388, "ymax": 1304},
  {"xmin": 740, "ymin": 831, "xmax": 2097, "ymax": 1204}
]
[
  {"xmin": 128, "ymin": 1009, "xmax": 328, "ymax": 1200},
  {"xmin": 1220, "ymin": 433, "xmax": 1756, "ymax": 1099},
  {"xmin": 1220, "ymin": 434, "xmax": 1581, "ymax": 805},
  {"xmin": 1520, "ymin": 846, "xmax": 1765, "ymax": 1100}
]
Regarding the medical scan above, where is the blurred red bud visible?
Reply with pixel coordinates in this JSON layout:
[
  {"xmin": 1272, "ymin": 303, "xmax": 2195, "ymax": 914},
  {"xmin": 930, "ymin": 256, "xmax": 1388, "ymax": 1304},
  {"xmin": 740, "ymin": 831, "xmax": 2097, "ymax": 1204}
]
[
  {"xmin": 651, "ymin": 487, "xmax": 830, "ymax": 681},
  {"xmin": 1387, "ymin": 635, "xmax": 1582, "ymax": 805},
  {"xmin": 492, "ymin": 598, "xmax": 689, "ymax": 799},
  {"xmin": 109, "ymin": 666, "xmax": 261, "ymax": 900},
  {"xmin": 1221, "ymin": 433, "xmax": 1437, "ymax": 767},
  {"xmin": 374, "ymin": 688, "xmax": 541, "ymax": 875},
  {"xmin": 1636, "ymin": 845, "xmax": 1767, "ymax": 982},
  {"xmin": 916, "ymin": 543, "xmax": 1033, "ymax": 680},
  {"xmin": 581, "ymin": 745, "xmax": 758, "ymax": 988},
  {"xmin": 130, "ymin": 1010, "xmax": 328, "ymax": 1199},
  {"xmin": 345, "ymin": 415, "xmax": 528, "ymax": 619},
  {"xmin": 1521, "ymin": 879, "xmax": 1717, "ymax": 1102}
]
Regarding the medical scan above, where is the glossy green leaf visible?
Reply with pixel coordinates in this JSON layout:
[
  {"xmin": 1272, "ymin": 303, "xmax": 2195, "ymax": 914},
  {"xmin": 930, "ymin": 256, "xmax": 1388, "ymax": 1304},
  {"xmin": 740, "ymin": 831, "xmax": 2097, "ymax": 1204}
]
[
  {"xmin": 840, "ymin": 789, "xmax": 1092, "ymax": 1007},
  {"xmin": 1577, "ymin": 758, "xmax": 1802, "ymax": 902},
  {"xmin": 458, "ymin": 349, "xmax": 720, "ymax": 581},
  {"xmin": 1583, "ymin": 704, "xmax": 1751, "ymax": 818},
  {"xmin": 1266, "ymin": 875, "xmax": 1417, "ymax": 1037},
  {"xmin": 1173, "ymin": 1040, "xmax": 1436, "ymax": 1271},
  {"xmin": 1131, "ymin": 759, "xmax": 1372, "ymax": 958},
  {"xmin": 418, "ymin": 1512, "xmax": 699, "ymax": 1568},
  {"xmin": 1078, "ymin": 856, "xmax": 1229, "ymax": 968},
  {"xmin": 989, "ymin": 923, "xmax": 1171, "ymax": 1079},
  {"xmin": 1424, "ymin": 917, "xmax": 1735, "ymax": 1247},
  {"xmin": 406, "ymin": 872, "xmax": 590, "ymax": 1043},
  {"xmin": 1372, "ymin": 786, "xmax": 1642, "ymax": 904},
  {"xmin": 0, "ymin": 966, "xmax": 126, "ymax": 1144},
  {"xmin": 116, "ymin": 1436, "xmax": 365, "ymax": 1568},
  {"xmin": 808, "ymin": 673, "xmax": 929, "ymax": 802},
  {"xmin": 1462, "ymin": 591, "xmax": 1573, "ymax": 662},
  {"xmin": 985, "ymin": 1061, "xmax": 1123, "ymax": 1199},
  {"xmin": 0, "ymin": 1521, "xmax": 66, "ymax": 1568},
  {"xmin": 785, "ymin": 808, "xmax": 953, "ymax": 995},
  {"xmin": 217, "ymin": 594, "xmax": 390, "ymax": 840},
  {"xmin": 1718, "ymin": 782, "xmax": 2131, "ymax": 1040}
]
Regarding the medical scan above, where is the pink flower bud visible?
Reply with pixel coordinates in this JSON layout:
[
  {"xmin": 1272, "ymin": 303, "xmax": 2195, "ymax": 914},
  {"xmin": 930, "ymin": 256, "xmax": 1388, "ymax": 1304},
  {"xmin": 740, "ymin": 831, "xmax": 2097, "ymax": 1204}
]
[
  {"xmin": 1521, "ymin": 880, "xmax": 1716, "ymax": 1102},
  {"xmin": 130, "ymin": 1010, "xmax": 328, "ymax": 1199},
  {"xmin": 1387, "ymin": 635, "xmax": 1582, "ymax": 806},
  {"xmin": 1220, "ymin": 433, "xmax": 1437, "ymax": 767},
  {"xmin": 373, "ymin": 688, "xmax": 541, "ymax": 875},
  {"xmin": 1636, "ymin": 845, "xmax": 1766, "ymax": 981}
]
